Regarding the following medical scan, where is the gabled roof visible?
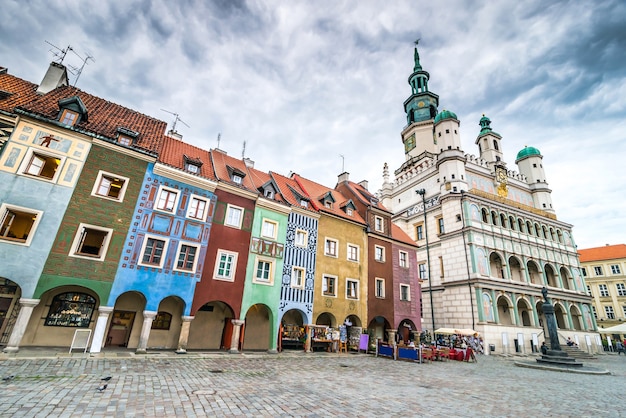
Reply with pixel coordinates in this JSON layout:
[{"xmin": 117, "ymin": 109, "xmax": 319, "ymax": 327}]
[
  {"xmin": 578, "ymin": 244, "xmax": 626, "ymax": 263},
  {"xmin": 391, "ymin": 223, "xmax": 418, "ymax": 248},
  {"xmin": 209, "ymin": 149, "xmax": 257, "ymax": 191},
  {"xmin": 0, "ymin": 71, "xmax": 39, "ymax": 113},
  {"xmin": 158, "ymin": 135, "xmax": 216, "ymax": 181},
  {"xmin": 14, "ymin": 85, "xmax": 167, "ymax": 153},
  {"xmin": 246, "ymin": 165, "xmax": 288, "ymax": 206},
  {"xmin": 270, "ymin": 171, "xmax": 317, "ymax": 213},
  {"xmin": 338, "ymin": 179, "xmax": 390, "ymax": 213},
  {"xmin": 294, "ymin": 174, "xmax": 366, "ymax": 224}
]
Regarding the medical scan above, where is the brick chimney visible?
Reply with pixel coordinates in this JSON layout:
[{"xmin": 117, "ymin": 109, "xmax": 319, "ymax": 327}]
[{"xmin": 37, "ymin": 62, "xmax": 69, "ymax": 94}]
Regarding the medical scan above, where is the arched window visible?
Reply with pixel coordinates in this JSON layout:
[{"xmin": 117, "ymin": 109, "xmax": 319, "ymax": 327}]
[
  {"xmin": 518, "ymin": 218, "xmax": 524, "ymax": 232},
  {"xmin": 45, "ymin": 292, "xmax": 96, "ymax": 328},
  {"xmin": 500, "ymin": 214, "xmax": 507, "ymax": 228},
  {"xmin": 491, "ymin": 211, "xmax": 498, "ymax": 225},
  {"xmin": 509, "ymin": 216, "xmax": 516, "ymax": 230},
  {"xmin": 534, "ymin": 223, "xmax": 541, "ymax": 237},
  {"xmin": 482, "ymin": 208, "xmax": 489, "ymax": 223},
  {"xmin": 151, "ymin": 311, "xmax": 172, "ymax": 330},
  {"xmin": 526, "ymin": 221, "xmax": 533, "ymax": 235},
  {"xmin": 542, "ymin": 226, "xmax": 548, "ymax": 239},
  {"xmin": 493, "ymin": 140, "xmax": 499, "ymax": 151}
]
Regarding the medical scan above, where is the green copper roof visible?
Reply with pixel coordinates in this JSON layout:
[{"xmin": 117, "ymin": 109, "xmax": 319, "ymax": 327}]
[
  {"xmin": 434, "ymin": 109, "xmax": 457, "ymax": 124},
  {"xmin": 516, "ymin": 146, "xmax": 541, "ymax": 160}
]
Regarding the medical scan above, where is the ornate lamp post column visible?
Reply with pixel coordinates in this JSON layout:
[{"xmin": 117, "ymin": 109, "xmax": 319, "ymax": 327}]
[{"xmin": 416, "ymin": 189, "xmax": 435, "ymax": 336}]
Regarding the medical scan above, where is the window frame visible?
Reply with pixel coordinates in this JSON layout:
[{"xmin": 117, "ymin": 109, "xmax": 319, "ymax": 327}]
[
  {"xmin": 261, "ymin": 218, "xmax": 279, "ymax": 240},
  {"xmin": 598, "ymin": 284, "xmax": 609, "ymax": 297},
  {"xmin": 91, "ymin": 170, "xmax": 129, "ymax": 202},
  {"xmin": 594, "ymin": 266, "xmax": 603, "ymax": 276},
  {"xmin": 610, "ymin": 264, "xmax": 622, "ymax": 275},
  {"xmin": 155, "ymin": 185, "xmax": 180, "ymax": 214},
  {"xmin": 399, "ymin": 250, "xmax": 408, "ymax": 268},
  {"xmin": 437, "ymin": 217, "xmax": 445, "ymax": 234},
  {"xmin": 291, "ymin": 266, "xmax": 305, "ymax": 289},
  {"xmin": 68, "ymin": 223, "xmax": 114, "ymax": 261},
  {"xmin": 138, "ymin": 235, "xmax": 169, "ymax": 268},
  {"xmin": 374, "ymin": 245, "xmax": 385, "ymax": 262},
  {"xmin": 253, "ymin": 256, "xmax": 275, "ymax": 285},
  {"xmin": 419, "ymin": 263, "xmax": 427, "ymax": 280},
  {"xmin": 186, "ymin": 194, "xmax": 210, "ymax": 221},
  {"xmin": 59, "ymin": 109, "xmax": 79, "ymax": 126},
  {"xmin": 400, "ymin": 284, "xmax": 411, "ymax": 301},
  {"xmin": 324, "ymin": 238, "xmax": 338, "ymax": 258},
  {"xmin": 19, "ymin": 148, "xmax": 64, "ymax": 182},
  {"xmin": 0, "ymin": 203, "xmax": 43, "ymax": 246},
  {"xmin": 604, "ymin": 305, "xmax": 615, "ymax": 319},
  {"xmin": 213, "ymin": 250, "xmax": 238, "ymax": 282},
  {"xmin": 416, "ymin": 223, "xmax": 424, "ymax": 240},
  {"xmin": 616, "ymin": 283, "xmax": 626, "ymax": 297},
  {"xmin": 375, "ymin": 277, "xmax": 385, "ymax": 298},
  {"xmin": 374, "ymin": 215, "xmax": 384, "ymax": 232},
  {"xmin": 294, "ymin": 229, "xmax": 308, "ymax": 247},
  {"xmin": 346, "ymin": 278, "xmax": 359, "ymax": 300},
  {"xmin": 173, "ymin": 241, "xmax": 201, "ymax": 273},
  {"xmin": 322, "ymin": 275, "xmax": 337, "ymax": 297},
  {"xmin": 225, "ymin": 204, "xmax": 244, "ymax": 229},
  {"xmin": 347, "ymin": 243, "xmax": 359, "ymax": 262},
  {"xmin": 151, "ymin": 311, "xmax": 172, "ymax": 330}
]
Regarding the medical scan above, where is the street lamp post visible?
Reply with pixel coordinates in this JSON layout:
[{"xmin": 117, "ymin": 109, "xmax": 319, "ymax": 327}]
[{"xmin": 416, "ymin": 188, "xmax": 435, "ymax": 337}]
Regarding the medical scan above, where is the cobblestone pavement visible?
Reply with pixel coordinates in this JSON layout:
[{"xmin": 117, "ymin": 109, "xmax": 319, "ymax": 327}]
[{"xmin": 1, "ymin": 350, "xmax": 625, "ymax": 417}]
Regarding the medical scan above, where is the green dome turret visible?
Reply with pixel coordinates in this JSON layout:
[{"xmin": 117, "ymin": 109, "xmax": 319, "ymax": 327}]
[
  {"xmin": 516, "ymin": 146, "xmax": 541, "ymax": 161},
  {"xmin": 434, "ymin": 109, "xmax": 458, "ymax": 124}
]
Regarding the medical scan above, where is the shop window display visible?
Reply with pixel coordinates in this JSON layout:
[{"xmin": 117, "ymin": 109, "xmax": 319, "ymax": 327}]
[{"xmin": 45, "ymin": 292, "xmax": 95, "ymax": 327}]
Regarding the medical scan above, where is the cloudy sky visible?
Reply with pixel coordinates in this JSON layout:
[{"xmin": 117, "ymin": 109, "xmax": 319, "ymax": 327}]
[{"xmin": 2, "ymin": 0, "xmax": 625, "ymax": 249}]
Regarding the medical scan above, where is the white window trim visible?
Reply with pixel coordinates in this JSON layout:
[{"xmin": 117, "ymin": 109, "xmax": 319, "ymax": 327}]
[
  {"xmin": 68, "ymin": 223, "xmax": 114, "ymax": 261},
  {"xmin": 375, "ymin": 277, "xmax": 385, "ymax": 299},
  {"xmin": 322, "ymin": 274, "xmax": 338, "ymax": 298},
  {"xmin": 18, "ymin": 147, "xmax": 66, "ymax": 183},
  {"xmin": 291, "ymin": 266, "xmax": 305, "ymax": 289},
  {"xmin": 0, "ymin": 203, "xmax": 43, "ymax": 246},
  {"xmin": 399, "ymin": 250, "xmax": 408, "ymax": 268},
  {"xmin": 374, "ymin": 245, "xmax": 385, "ymax": 262},
  {"xmin": 261, "ymin": 218, "xmax": 279, "ymax": 240},
  {"xmin": 173, "ymin": 241, "xmax": 201, "ymax": 273},
  {"xmin": 295, "ymin": 229, "xmax": 308, "ymax": 248},
  {"xmin": 225, "ymin": 204, "xmax": 244, "ymax": 229},
  {"xmin": 213, "ymin": 249, "xmax": 238, "ymax": 282},
  {"xmin": 324, "ymin": 237, "xmax": 339, "ymax": 258},
  {"xmin": 186, "ymin": 194, "xmax": 210, "ymax": 222},
  {"xmin": 253, "ymin": 255, "xmax": 275, "ymax": 285},
  {"xmin": 374, "ymin": 215, "xmax": 384, "ymax": 232},
  {"xmin": 346, "ymin": 278, "xmax": 359, "ymax": 300},
  {"xmin": 138, "ymin": 234, "xmax": 170, "ymax": 269},
  {"xmin": 347, "ymin": 243, "xmax": 360, "ymax": 262},
  {"xmin": 91, "ymin": 170, "xmax": 130, "ymax": 202},
  {"xmin": 155, "ymin": 185, "xmax": 181, "ymax": 214},
  {"xmin": 400, "ymin": 284, "xmax": 411, "ymax": 301}
]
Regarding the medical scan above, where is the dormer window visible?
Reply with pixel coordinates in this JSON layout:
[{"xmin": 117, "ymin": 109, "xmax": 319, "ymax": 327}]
[
  {"xmin": 57, "ymin": 96, "xmax": 87, "ymax": 127},
  {"xmin": 233, "ymin": 174, "xmax": 242, "ymax": 184},
  {"xmin": 118, "ymin": 135, "xmax": 132, "ymax": 146},
  {"xmin": 346, "ymin": 208, "xmax": 353, "ymax": 216},
  {"xmin": 300, "ymin": 199, "xmax": 308, "ymax": 208},
  {"xmin": 60, "ymin": 109, "xmax": 79, "ymax": 126},
  {"xmin": 186, "ymin": 163, "xmax": 200, "ymax": 174},
  {"xmin": 116, "ymin": 127, "xmax": 139, "ymax": 146},
  {"xmin": 226, "ymin": 165, "xmax": 246, "ymax": 185},
  {"xmin": 324, "ymin": 201, "xmax": 331, "ymax": 208},
  {"xmin": 264, "ymin": 189, "xmax": 274, "ymax": 199}
]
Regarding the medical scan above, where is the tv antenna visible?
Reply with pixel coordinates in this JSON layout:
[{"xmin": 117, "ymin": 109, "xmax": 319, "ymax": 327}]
[
  {"xmin": 217, "ymin": 133, "xmax": 221, "ymax": 149},
  {"xmin": 45, "ymin": 41, "xmax": 72, "ymax": 64},
  {"xmin": 242, "ymin": 140, "xmax": 246, "ymax": 159},
  {"xmin": 68, "ymin": 52, "xmax": 95, "ymax": 87},
  {"xmin": 160, "ymin": 109, "xmax": 190, "ymax": 133},
  {"xmin": 339, "ymin": 154, "xmax": 345, "ymax": 172}
]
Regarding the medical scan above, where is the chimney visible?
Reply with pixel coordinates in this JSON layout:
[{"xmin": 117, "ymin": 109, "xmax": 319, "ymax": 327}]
[
  {"xmin": 358, "ymin": 180, "xmax": 369, "ymax": 190},
  {"xmin": 337, "ymin": 172, "xmax": 349, "ymax": 183},
  {"xmin": 167, "ymin": 130, "xmax": 183, "ymax": 140},
  {"xmin": 37, "ymin": 62, "xmax": 69, "ymax": 94},
  {"xmin": 243, "ymin": 157, "xmax": 254, "ymax": 168}
]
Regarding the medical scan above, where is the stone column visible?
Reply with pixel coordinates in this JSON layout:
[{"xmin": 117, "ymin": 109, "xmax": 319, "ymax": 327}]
[
  {"xmin": 89, "ymin": 306, "xmax": 114, "ymax": 354},
  {"xmin": 175, "ymin": 316, "xmax": 194, "ymax": 354},
  {"xmin": 2, "ymin": 298, "xmax": 40, "ymax": 353},
  {"xmin": 136, "ymin": 310, "xmax": 157, "ymax": 354},
  {"xmin": 229, "ymin": 319, "xmax": 244, "ymax": 354},
  {"xmin": 387, "ymin": 329, "xmax": 397, "ymax": 345},
  {"xmin": 304, "ymin": 325, "xmax": 312, "ymax": 353}
]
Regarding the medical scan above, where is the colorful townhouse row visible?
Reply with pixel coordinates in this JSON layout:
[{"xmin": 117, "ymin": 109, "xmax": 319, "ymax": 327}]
[{"xmin": 0, "ymin": 62, "xmax": 421, "ymax": 354}]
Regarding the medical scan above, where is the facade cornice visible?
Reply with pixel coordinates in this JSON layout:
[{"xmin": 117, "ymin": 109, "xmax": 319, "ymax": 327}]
[
  {"xmin": 291, "ymin": 205, "xmax": 320, "ymax": 219},
  {"xmin": 256, "ymin": 197, "xmax": 291, "ymax": 215},
  {"xmin": 216, "ymin": 181, "xmax": 259, "ymax": 199},
  {"xmin": 93, "ymin": 138, "xmax": 156, "ymax": 162},
  {"xmin": 154, "ymin": 163, "xmax": 217, "ymax": 192}
]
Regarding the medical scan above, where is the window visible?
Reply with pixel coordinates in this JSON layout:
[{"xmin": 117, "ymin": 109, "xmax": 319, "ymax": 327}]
[
  {"xmin": 295, "ymin": 229, "xmax": 308, "ymax": 247},
  {"xmin": 374, "ymin": 216, "xmax": 384, "ymax": 232},
  {"xmin": 605, "ymin": 306, "xmax": 615, "ymax": 319},
  {"xmin": 324, "ymin": 201, "xmax": 331, "ymax": 208},
  {"xmin": 419, "ymin": 263, "xmax": 427, "ymax": 280},
  {"xmin": 0, "ymin": 204, "xmax": 42, "ymax": 245},
  {"xmin": 346, "ymin": 279, "xmax": 359, "ymax": 299},
  {"xmin": 254, "ymin": 257, "xmax": 274, "ymax": 284},
  {"xmin": 22, "ymin": 150, "xmax": 61, "ymax": 180},
  {"xmin": 325, "ymin": 238, "xmax": 338, "ymax": 257},
  {"xmin": 291, "ymin": 267, "xmax": 305, "ymax": 288},
  {"xmin": 610, "ymin": 264, "xmax": 622, "ymax": 275},
  {"xmin": 416, "ymin": 224, "xmax": 423, "ymax": 240},
  {"xmin": 623, "ymin": 305, "xmax": 626, "ymax": 318},
  {"xmin": 186, "ymin": 163, "xmax": 200, "ymax": 174},
  {"xmin": 616, "ymin": 283, "xmax": 626, "ymax": 297},
  {"xmin": 151, "ymin": 312, "xmax": 172, "ymax": 330},
  {"xmin": 374, "ymin": 245, "xmax": 385, "ymax": 262},
  {"xmin": 118, "ymin": 135, "xmax": 132, "ymax": 146},
  {"xmin": 225, "ymin": 204, "xmax": 244, "ymax": 228},
  {"xmin": 347, "ymin": 244, "xmax": 359, "ymax": 262},
  {"xmin": 69, "ymin": 223, "xmax": 113, "ymax": 260},
  {"xmin": 594, "ymin": 266, "xmax": 603, "ymax": 276},
  {"xmin": 44, "ymin": 292, "xmax": 95, "ymax": 327},
  {"xmin": 59, "ymin": 109, "xmax": 79, "ymax": 126},
  {"xmin": 264, "ymin": 189, "xmax": 274, "ymax": 199},
  {"xmin": 213, "ymin": 250, "xmax": 238, "ymax": 281},
  {"xmin": 598, "ymin": 284, "xmax": 609, "ymax": 297},
  {"xmin": 232, "ymin": 174, "xmax": 242, "ymax": 184},
  {"xmin": 140, "ymin": 236, "xmax": 167, "ymax": 267},
  {"xmin": 261, "ymin": 219, "xmax": 278, "ymax": 240},
  {"xmin": 586, "ymin": 285, "xmax": 592, "ymax": 296},
  {"xmin": 187, "ymin": 196, "xmax": 209, "ymax": 221},
  {"xmin": 399, "ymin": 251, "xmax": 408, "ymax": 268},
  {"xmin": 592, "ymin": 306, "xmax": 597, "ymax": 319},
  {"xmin": 92, "ymin": 171, "xmax": 129, "ymax": 201},
  {"xmin": 375, "ymin": 278, "xmax": 385, "ymax": 298},
  {"xmin": 175, "ymin": 242, "xmax": 199, "ymax": 272},
  {"xmin": 581, "ymin": 268, "xmax": 587, "ymax": 277},
  {"xmin": 346, "ymin": 207, "xmax": 353, "ymax": 216},
  {"xmin": 156, "ymin": 187, "xmax": 179, "ymax": 213},
  {"xmin": 322, "ymin": 275, "xmax": 337, "ymax": 297},
  {"xmin": 400, "ymin": 284, "xmax": 410, "ymax": 301},
  {"xmin": 438, "ymin": 217, "xmax": 445, "ymax": 234},
  {"xmin": 300, "ymin": 199, "xmax": 308, "ymax": 208}
]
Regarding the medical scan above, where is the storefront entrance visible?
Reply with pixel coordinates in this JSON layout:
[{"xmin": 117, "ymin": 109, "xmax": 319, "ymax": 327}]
[{"xmin": 106, "ymin": 310, "xmax": 135, "ymax": 347}]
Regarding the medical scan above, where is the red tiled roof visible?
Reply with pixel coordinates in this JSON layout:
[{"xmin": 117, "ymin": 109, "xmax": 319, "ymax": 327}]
[
  {"xmin": 0, "ymin": 71, "xmax": 39, "ymax": 112},
  {"xmin": 578, "ymin": 244, "xmax": 626, "ymax": 262},
  {"xmin": 294, "ymin": 174, "xmax": 366, "ymax": 224},
  {"xmin": 158, "ymin": 135, "xmax": 216, "ymax": 181},
  {"xmin": 270, "ymin": 171, "xmax": 318, "ymax": 213},
  {"xmin": 340, "ymin": 180, "xmax": 390, "ymax": 212},
  {"xmin": 246, "ymin": 165, "xmax": 289, "ymax": 206},
  {"xmin": 15, "ymin": 85, "xmax": 167, "ymax": 153},
  {"xmin": 209, "ymin": 149, "xmax": 258, "ymax": 191},
  {"xmin": 391, "ymin": 223, "xmax": 418, "ymax": 247}
]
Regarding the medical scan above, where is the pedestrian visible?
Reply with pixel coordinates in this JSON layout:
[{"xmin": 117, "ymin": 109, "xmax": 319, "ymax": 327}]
[
  {"xmin": 540, "ymin": 341, "xmax": 548, "ymax": 355},
  {"xmin": 617, "ymin": 340, "xmax": 624, "ymax": 355}
]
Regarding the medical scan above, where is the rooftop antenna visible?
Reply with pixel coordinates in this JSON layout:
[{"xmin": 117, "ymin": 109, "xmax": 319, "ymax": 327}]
[
  {"xmin": 160, "ymin": 109, "xmax": 190, "ymax": 133},
  {"xmin": 217, "ymin": 133, "xmax": 221, "ymax": 149},
  {"xmin": 339, "ymin": 154, "xmax": 345, "ymax": 172},
  {"xmin": 45, "ymin": 41, "xmax": 72, "ymax": 64},
  {"xmin": 242, "ymin": 140, "xmax": 246, "ymax": 159},
  {"xmin": 68, "ymin": 51, "xmax": 95, "ymax": 87}
]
